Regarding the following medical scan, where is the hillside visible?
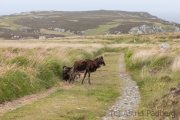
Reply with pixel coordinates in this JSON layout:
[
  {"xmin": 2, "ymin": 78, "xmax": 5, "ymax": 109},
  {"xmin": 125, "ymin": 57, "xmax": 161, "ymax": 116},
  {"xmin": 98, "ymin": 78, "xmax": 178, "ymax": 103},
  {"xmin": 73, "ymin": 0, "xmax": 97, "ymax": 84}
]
[{"xmin": 0, "ymin": 10, "xmax": 180, "ymax": 39}]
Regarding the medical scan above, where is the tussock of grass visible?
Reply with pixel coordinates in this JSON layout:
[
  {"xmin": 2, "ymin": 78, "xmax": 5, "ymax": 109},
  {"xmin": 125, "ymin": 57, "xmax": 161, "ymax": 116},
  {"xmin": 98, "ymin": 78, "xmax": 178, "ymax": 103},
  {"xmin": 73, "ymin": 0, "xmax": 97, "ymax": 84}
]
[
  {"xmin": 0, "ymin": 70, "xmax": 34, "ymax": 103},
  {"xmin": 132, "ymin": 49, "xmax": 157, "ymax": 62},
  {"xmin": 10, "ymin": 56, "xmax": 29, "ymax": 66}
]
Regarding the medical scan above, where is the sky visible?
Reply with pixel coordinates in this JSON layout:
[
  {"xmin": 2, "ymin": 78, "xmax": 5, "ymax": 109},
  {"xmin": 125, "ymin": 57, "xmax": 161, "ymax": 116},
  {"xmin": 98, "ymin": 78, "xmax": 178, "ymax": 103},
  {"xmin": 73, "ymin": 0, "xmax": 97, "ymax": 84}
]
[{"xmin": 0, "ymin": 0, "xmax": 180, "ymax": 23}]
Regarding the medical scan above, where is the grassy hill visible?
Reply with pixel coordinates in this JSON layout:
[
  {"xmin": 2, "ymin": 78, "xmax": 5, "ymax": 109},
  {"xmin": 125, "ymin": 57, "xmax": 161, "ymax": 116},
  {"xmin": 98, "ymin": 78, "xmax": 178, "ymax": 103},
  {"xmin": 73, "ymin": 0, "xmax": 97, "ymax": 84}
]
[{"xmin": 0, "ymin": 10, "xmax": 179, "ymax": 39}]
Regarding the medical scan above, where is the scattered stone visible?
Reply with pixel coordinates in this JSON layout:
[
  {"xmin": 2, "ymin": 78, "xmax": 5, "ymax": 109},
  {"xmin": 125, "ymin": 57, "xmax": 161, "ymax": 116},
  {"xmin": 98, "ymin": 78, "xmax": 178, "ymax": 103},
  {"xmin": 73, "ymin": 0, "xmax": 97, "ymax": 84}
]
[{"xmin": 39, "ymin": 36, "xmax": 46, "ymax": 39}]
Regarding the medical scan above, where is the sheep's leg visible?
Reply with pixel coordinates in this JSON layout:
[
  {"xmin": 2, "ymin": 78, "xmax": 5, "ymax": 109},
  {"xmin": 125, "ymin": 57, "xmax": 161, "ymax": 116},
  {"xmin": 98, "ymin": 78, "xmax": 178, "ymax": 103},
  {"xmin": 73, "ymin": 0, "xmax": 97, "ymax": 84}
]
[
  {"xmin": 68, "ymin": 77, "xmax": 71, "ymax": 84},
  {"xmin": 70, "ymin": 73, "xmax": 76, "ymax": 84},
  {"xmin": 68, "ymin": 73, "xmax": 73, "ymax": 84},
  {"xmin": 88, "ymin": 72, "xmax": 91, "ymax": 85},
  {"xmin": 72, "ymin": 73, "xmax": 76, "ymax": 84},
  {"xmin": 82, "ymin": 71, "xmax": 87, "ymax": 84}
]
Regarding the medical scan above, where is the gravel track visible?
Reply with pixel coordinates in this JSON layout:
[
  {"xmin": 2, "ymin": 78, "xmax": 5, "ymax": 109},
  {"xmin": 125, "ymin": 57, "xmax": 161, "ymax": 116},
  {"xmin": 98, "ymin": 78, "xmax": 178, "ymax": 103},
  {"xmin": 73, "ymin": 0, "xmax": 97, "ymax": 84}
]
[{"xmin": 103, "ymin": 53, "xmax": 141, "ymax": 120}]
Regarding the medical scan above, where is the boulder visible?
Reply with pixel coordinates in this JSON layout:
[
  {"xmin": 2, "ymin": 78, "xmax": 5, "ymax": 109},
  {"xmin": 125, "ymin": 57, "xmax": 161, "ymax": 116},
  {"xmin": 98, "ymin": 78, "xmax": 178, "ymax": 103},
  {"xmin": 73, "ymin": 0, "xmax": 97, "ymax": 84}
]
[{"xmin": 160, "ymin": 43, "xmax": 170, "ymax": 52}]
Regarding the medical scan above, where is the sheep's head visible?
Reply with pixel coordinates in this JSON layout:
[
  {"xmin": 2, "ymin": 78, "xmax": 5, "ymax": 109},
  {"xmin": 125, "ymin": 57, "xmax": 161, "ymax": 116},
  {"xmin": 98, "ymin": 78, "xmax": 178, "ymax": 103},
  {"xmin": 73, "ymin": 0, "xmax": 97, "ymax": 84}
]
[
  {"xmin": 95, "ymin": 56, "xmax": 105, "ymax": 66},
  {"xmin": 62, "ymin": 66, "xmax": 72, "ymax": 80}
]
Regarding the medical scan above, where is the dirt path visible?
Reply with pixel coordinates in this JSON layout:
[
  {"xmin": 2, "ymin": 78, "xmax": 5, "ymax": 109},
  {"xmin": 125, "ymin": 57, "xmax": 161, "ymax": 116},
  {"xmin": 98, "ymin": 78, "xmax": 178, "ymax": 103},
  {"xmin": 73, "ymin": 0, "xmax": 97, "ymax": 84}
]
[
  {"xmin": 103, "ymin": 53, "xmax": 141, "ymax": 120},
  {"xmin": 0, "ymin": 87, "xmax": 58, "ymax": 116}
]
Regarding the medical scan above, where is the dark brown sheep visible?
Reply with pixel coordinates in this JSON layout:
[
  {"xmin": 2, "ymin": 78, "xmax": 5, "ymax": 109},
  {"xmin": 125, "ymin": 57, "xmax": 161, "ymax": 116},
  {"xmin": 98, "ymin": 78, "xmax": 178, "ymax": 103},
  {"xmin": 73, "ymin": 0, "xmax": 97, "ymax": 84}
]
[
  {"xmin": 70, "ymin": 56, "xmax": 105, "ymax": 84},
  {"xmin": 62, "ymin": 66, "xmax": 72, "ymax": 81},
  {"xmin": 62, "ymin": 66, "xmax": 80, "ymax": 83}
]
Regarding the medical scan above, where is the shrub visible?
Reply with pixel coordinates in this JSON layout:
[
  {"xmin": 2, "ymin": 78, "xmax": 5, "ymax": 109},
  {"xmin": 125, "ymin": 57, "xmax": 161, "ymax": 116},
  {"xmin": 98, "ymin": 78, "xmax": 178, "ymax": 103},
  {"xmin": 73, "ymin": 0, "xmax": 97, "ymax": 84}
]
[
  {"xmin": 37, "ymin": 66, "xmax": 55, "ymax": 89},
  {"xmin": 0, "ymin": 70, "xmax": 34, "ymax": 103},
  {"xmin": 93, "ymin": 47, "xmax": 121, "ymax": 57},
  {"xmin": 10, "ymin": 56, "xmax": 29, "ymax": 66},
  {"xmin": 151, "ymin": 55, "xmax": 173, "ymax": 67},
  {"xmin": 37, "ymin": 58, "xmax": 64, "ymax": 88},
  {"xmin": 124, "ymin": 50, "xmax": 134, "ymax": 70}
]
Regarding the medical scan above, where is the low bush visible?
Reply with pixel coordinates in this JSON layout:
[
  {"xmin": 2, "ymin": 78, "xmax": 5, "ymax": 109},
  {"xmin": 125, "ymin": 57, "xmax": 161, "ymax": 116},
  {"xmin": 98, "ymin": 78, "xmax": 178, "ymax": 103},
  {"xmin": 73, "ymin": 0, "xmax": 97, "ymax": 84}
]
[
  {"xmin": 0, "ymin": 70, "xmax": 35, "ymax": 103},
  {"xmin": 10, "ymin": 56, "xmax": 29, "ymax": 66}
]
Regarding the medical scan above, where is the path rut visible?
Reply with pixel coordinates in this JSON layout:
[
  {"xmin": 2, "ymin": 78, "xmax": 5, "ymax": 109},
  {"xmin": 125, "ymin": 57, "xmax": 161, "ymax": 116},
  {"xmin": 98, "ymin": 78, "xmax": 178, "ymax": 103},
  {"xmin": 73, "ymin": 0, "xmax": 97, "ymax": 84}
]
[
  {"xmin": 0, "ymin": 87, "xmax": 58, "ymax": 116},
  {"xmin": 103, "ymin": 53, "xmax": 141, "ymax": 120}
]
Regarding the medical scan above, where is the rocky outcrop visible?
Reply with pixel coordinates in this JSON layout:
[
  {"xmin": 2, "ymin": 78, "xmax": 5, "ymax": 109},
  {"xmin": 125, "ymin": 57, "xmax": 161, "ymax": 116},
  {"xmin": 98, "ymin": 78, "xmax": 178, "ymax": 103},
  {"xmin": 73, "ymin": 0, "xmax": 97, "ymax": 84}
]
[
  {"xmin": 175, "ymin": 27, "xmax": 180, "ymax": 32},
  {"xmin": 128, "ymin": 25, "xmax": 166, "ymax": 34},
  {"xmin": 160, "ymin": 43, "xmax": 170, "ymax": 52},
  {"xmin": 128, "ymin": 24, "xmax": 180, "ymax": 34}
]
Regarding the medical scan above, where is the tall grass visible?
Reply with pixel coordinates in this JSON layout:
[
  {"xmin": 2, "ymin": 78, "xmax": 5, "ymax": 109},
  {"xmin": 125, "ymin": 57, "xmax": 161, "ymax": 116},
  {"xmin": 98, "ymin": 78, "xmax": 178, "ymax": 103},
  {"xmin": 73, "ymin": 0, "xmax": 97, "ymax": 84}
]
[
  {"xmin": 0, "ymin": 53, "xmax": 121, "ymax": 120},
  {"xmin": 0, "ymin": 46, "xmax": 99, "ymax": 103},
  {"xmin": 93, "ymin": 47, "xmax": 122, "ymax": 57},
  {"xmin": 0, "ymin": 45, "xmax": 123, "ymax": 104},
  {"xmin": 124, "ymin": 48, "xmax": 179, "ymax": 120}
]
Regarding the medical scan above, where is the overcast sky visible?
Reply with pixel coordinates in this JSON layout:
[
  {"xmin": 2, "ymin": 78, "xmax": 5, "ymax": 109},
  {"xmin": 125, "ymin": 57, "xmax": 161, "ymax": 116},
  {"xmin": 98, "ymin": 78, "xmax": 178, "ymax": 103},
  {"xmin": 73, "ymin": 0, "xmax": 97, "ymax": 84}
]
[{"xmin": 0, "ymin": 0, "xmax": 180, "ymax": 23}]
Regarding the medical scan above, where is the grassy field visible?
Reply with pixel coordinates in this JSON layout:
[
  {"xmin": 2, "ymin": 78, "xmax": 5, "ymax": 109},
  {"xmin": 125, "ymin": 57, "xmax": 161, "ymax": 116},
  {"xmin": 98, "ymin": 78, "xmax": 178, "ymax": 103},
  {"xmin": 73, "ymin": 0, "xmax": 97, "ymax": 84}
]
[
  {"xmin": 0, "ymin": 53, "xmax": 122, "ymax": 120},
  {"xmin": 86, "ymin": 23, "xmax": 120, "ymax": 35},
  {"xmin": 0, "ymin": 32, "xmax": 180, "ymax": 119},
  {"xmin": 0, "ymin": 16, "xmax": 23, "ymax": 30},
  {"xmin": 0, "ymin": 44, "xmax": 102, "ymax": 103}
]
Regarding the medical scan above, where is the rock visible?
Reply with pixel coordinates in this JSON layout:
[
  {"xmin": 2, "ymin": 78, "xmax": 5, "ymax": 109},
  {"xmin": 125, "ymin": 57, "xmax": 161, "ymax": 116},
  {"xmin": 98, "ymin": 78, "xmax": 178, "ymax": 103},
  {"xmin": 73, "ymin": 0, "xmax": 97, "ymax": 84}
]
[
  {"xmin": 129, "ymin": 24, "xmax": 166, "ymax": 34},
  {"xmin": 160, "ymin": 43, "xmax": 170, "ymax": 52},
  {"xmin": 133, "ymin": 39, "xmax": 136, "ymax": 43},
  {"xmin": 175, "ymin": 27, "xmax": 180, "ymax": 32}
]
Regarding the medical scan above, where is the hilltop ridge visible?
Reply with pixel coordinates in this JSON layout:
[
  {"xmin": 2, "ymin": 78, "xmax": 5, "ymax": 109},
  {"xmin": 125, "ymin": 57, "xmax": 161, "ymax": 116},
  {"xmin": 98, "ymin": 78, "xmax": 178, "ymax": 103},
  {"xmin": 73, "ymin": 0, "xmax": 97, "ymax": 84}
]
[{"xmin": 0, "ymin": 10, "xmax": 179, "ymax": 39}]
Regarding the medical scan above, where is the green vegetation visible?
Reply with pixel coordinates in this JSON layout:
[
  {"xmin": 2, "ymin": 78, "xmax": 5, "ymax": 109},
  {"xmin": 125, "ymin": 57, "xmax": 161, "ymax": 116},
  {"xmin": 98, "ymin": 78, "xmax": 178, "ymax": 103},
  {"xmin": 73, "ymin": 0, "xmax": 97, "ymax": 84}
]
[
  {"xmin": 0, "ymin": 45, "xmax": 122, "ymax": 104},
  {"xmin": 124, "ymin": 48, "xmax": 180, "ymax": 120},
  {"xmin": 0, "ymin": 16, "xmax": 23, "ymax": 30},
  {"xmin": 0, "ymin": 53, "xmax": 122, "ymax": 120},
  {"xmin": 1, "ymin": 33, "xmax": 180, "ymax": 119},
  {"xmin": 93, "ymin": 47, "xmax": 122, "ymax": 56},
  {"xmin": 103, "ymin": 35, "xmax": 151, "ymax": 44},
  {"xmin": 86, "ymin": 23, "xmax": 120, "ymax": 35},
  {"xmin": 10, "ymin": 56, "xmax": 29, "ymax": 66},
  {"xmin": 0, "ymin": 47, "xmax": 99, "ymax": 104},
  {"xmin": 153, "ymin": 23, "xmax": 176, "ymax": 32},
  {"xmin": 0, "ymin": 70, "xmax": 34, "ymax": 103}
]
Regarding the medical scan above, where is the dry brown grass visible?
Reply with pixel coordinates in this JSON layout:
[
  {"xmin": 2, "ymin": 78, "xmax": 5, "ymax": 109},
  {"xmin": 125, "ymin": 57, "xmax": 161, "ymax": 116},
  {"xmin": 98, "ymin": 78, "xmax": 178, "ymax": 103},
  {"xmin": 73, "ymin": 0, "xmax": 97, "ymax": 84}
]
[
  {"xmin": 0, "ymin": 64, "xmax": 17, "ymax": 77},
  {"xmin": 171, "ymin": 56, "xmax": 180, "ymax": 72},
  {"xmin": 132, "ymin": 49, "xmax": 159, "ymax": 62},
  {"xmin": 0, "ymin": 41, "xmax": 103, "ymax": 49},
  {"xmin": 40, "ymin": 29, "xmax": 64, "ymax": 35}
]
